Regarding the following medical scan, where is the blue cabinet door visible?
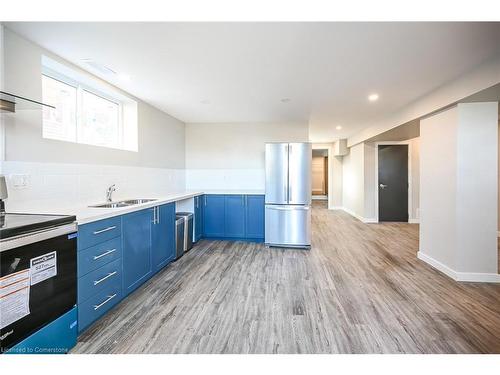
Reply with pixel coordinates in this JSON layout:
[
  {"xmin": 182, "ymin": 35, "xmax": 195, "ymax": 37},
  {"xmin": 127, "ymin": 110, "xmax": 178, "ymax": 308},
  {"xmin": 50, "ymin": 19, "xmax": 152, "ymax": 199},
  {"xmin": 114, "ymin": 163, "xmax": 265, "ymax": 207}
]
[
  {"xmin": 7, "ymin": 307, "xmax": 78, "ymax": 354},
  {"xmin": 152, "ymin": 203, "xmax": 176, "ymax": 273},
  {"xmin": 122, "ymin": 208, "xmax": 153, "ymax": 296},
  {"xmin": 225, "ymin": 195, "xmax": 246, "ymax": 238},
  {"xmin": 245, "ymin": 195, "xmax": 265, "ymax": 239},
  {"xmin": 194, "ymin": 195, "xmax": 204, "ymax": 242},
  {"xmin": 203, "ymin": 194, "xmax": 225, "ymax": 237}
]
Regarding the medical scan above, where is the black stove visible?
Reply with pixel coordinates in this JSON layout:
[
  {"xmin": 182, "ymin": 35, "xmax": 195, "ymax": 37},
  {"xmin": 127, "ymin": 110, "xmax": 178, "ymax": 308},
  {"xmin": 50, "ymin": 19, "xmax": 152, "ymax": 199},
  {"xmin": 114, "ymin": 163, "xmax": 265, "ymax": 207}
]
[{"xmin": 0, "ymin": 213, "xmax": 77, "ymax": 240}]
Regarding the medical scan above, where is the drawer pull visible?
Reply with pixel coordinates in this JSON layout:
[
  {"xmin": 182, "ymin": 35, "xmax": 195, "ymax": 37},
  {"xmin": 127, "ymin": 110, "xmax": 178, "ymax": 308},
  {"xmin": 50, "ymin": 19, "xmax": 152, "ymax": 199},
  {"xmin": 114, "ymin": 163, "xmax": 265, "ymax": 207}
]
[
  {"xmin": 93, "ymin": 271, "xmax": 117, "ymax": 285},
  {"xmin": 93, "ymin": 248, "xmax": 117, "ymax": 260},
  {"xmin": 93, "ymin": 226, "xmax": 117, "ymax": 235},
  {"xmin": 93, "ymin": 294, "xmax": 117, "ymax": 311}
]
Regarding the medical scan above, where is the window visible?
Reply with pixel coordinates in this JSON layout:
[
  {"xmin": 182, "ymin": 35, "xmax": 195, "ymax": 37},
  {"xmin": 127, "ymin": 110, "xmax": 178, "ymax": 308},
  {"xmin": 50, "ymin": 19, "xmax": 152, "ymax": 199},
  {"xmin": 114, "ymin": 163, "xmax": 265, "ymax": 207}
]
[
  {"xmin": 41, "ymin": 57, "xmax": 138, "ymax": 152},
  {"xmin": 42, "ymin": 75, "xmax": 77, "ymax": 142}
]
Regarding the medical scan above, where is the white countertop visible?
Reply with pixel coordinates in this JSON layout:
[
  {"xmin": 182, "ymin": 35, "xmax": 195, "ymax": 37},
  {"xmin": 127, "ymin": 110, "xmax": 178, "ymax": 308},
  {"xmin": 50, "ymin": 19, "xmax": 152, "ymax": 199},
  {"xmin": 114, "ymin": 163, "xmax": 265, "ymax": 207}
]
[
  {"xmin": 12, "ymin": 190, "xmax": 265, "ymax": 225},
  {"xmin": 196, "ymin": 189, "xmax": 265, "ymax": 195}
]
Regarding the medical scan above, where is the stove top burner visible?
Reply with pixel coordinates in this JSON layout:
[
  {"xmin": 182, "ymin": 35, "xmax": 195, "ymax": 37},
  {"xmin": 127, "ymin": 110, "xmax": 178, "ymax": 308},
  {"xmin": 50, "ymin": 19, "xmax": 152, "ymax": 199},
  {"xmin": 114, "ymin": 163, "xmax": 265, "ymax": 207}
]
[{"xmin": 0, "ymin": 213, "xmax": 76, "ymax": 240}]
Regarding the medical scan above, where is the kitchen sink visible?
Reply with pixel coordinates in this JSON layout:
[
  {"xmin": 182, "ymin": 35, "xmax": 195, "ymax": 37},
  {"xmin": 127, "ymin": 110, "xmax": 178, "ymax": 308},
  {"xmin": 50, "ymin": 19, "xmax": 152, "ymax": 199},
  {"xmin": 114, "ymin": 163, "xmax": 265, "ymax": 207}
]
[
  {"xmin": 120, "ymin": 199, "xmax": 157, "ymax": 205},
  {"xmin": 89, "ymin": 199, "xmax": 158, "ymax": 208}
]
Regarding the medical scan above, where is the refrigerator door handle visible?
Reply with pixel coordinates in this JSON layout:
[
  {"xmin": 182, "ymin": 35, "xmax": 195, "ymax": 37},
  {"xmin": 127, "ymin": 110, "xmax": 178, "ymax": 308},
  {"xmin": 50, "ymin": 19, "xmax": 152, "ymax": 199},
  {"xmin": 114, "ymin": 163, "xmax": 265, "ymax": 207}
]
[{"xmin": 266, "ymin": 205, "xmax": 310, "ymax": 211}]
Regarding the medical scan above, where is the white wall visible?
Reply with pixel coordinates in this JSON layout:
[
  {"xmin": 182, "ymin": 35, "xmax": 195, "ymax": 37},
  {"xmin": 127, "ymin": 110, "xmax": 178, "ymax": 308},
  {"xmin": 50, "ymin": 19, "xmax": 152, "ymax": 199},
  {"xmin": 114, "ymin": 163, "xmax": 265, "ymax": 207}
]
[
  {"xmin": 419, "ymin": 103, "xmax": 499, "ymax": 281},
  {"xmin": 341, "ymin": 143, "xmax": 365, "ymax": 219},
  {"xmin": 420, "ymin": 107, "xmax": 459, "ymax": 270},
  {"xmin": 409, "ymin": 137, "xmax": 420, "ymax": 221},
  {"xmin": 455, "ymin": 102, "xmax": 498, "ymax": 274},
  {"xmin": 185, "ymin": 122, "xmax": 308, "ymax": 190},
  {"xmin": 1, "ymin": 28, "xmax": 186, "ymax": 210}
]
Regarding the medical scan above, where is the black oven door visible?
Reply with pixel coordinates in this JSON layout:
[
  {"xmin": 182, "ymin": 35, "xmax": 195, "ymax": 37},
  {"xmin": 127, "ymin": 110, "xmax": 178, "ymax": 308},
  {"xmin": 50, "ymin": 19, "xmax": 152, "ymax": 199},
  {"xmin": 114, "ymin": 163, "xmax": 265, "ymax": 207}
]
[{"xmin": 0, "ymin": 224, "xmax": 77, "ymax": 353}]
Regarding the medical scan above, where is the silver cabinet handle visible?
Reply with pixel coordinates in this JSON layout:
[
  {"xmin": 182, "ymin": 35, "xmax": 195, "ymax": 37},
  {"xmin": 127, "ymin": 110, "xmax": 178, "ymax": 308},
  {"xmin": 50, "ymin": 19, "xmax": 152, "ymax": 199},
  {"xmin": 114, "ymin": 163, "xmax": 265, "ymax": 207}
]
[
  {"xmin": 204, "ymin": 196, "xmax": 207, "ymax": 206},
  {"xmin": 157, "ymin": 206, "xmax": 160, "ymax": 224},
  {"xmin": 379, "ymin": 184, "xmax": 387, "ymax": 189},
  {"xmin": 93, "ymin": 294, "xmax": 117, "ymax": 311},
  {"xmin": 93, "ymin": 271, "xmax": 117, "ymax": 286},
  {"xmin": 152, "ymin": 207, "xmax": 157, "ymax": 224},
  {"xmin": 93, "ymin": 226, "xmax": 116, "ymax": 235},
  {"xmin": 93, "ymin": 248, "xmax": 116, "ymax": 260}
]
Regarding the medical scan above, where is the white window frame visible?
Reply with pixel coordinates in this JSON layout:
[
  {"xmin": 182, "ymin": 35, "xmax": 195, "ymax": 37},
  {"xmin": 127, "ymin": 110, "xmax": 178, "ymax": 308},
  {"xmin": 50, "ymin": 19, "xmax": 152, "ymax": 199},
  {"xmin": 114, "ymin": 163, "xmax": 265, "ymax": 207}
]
[{"xmin": 42, "ymin": 65, "xmax": 129, "ymax": 151}]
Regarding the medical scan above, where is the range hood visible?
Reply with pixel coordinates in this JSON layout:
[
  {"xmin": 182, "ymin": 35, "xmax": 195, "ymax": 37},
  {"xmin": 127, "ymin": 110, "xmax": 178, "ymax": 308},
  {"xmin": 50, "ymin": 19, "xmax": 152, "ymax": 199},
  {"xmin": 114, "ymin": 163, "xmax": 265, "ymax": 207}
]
[{"xmin": 0, "ymin": 90, "xmax": 55, "ymax": 113}]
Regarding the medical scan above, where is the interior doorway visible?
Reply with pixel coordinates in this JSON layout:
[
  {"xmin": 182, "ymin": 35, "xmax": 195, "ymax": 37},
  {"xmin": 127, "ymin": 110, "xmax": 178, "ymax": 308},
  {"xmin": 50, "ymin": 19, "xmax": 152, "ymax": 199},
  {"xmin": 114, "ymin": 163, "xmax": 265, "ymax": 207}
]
[
  {"xmin": 312, "ymin": 149, "xmax": 328, "ymax": 200},
  {"xmin": 376, "ymin": 143, "xmax": 410, "ymax": 222}
]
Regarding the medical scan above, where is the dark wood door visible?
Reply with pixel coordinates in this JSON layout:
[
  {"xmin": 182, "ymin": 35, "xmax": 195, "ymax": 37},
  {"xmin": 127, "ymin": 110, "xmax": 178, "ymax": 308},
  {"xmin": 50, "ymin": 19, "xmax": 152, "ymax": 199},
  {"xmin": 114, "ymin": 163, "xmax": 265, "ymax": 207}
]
[{"xmin": 378, "ymin": 145, "xmax": 408, "ymax": 222}]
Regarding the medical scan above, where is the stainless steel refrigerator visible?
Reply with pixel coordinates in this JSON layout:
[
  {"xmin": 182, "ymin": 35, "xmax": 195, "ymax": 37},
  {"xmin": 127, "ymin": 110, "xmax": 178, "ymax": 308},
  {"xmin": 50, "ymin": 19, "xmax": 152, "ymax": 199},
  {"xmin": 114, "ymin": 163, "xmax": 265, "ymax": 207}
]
[{"xmin": 265, "ymin": 142, "xmax": 312, "ymax": 249}]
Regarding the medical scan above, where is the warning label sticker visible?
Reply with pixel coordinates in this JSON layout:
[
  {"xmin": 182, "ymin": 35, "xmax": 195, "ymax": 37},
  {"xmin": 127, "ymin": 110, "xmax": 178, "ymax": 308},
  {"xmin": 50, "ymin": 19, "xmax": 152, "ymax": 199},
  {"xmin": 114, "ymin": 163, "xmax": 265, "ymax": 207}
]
[
  {"xmin": 30, "ymin": 251, "xmax": 57, "ymax": 286},
  {"xmin": 0, "ymin": 269, "xmax": 31, "ymax": 329}
]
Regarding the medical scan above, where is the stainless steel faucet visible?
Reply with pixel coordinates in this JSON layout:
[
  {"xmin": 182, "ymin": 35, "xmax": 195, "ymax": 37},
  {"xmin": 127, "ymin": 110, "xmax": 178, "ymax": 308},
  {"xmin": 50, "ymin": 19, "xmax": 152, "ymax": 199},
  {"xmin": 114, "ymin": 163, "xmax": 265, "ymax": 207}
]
[{"xmin": 106, "ymin": 184, "xmax": 116, "ymax": 202}]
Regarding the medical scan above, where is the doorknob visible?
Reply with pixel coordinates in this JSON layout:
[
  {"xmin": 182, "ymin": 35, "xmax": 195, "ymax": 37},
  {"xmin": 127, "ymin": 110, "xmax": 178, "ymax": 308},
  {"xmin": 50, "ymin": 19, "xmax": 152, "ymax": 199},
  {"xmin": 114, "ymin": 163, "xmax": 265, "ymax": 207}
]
[{"xmin": 379, "ymin": 184, "xmax": 387, "ymax": 189}]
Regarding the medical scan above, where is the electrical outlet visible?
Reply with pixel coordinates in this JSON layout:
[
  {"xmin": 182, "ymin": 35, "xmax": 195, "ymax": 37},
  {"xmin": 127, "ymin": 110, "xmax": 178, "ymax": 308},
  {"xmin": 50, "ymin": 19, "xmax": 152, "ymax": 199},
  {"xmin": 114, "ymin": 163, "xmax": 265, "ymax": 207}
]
[{"xmin": 10, "ymin": 174, "xmax": 30, "ymax": 189}]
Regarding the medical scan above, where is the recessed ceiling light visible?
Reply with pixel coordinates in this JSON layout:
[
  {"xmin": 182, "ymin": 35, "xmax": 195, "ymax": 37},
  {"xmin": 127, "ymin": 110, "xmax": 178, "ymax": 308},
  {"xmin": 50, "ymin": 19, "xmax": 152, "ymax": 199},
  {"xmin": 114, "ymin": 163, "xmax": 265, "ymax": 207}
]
[
  {"xmin": 335, "ymin": 125, "xmax": 342, "ymax": 130},
  {"xmin": 368, "ymin": 93, "xmax": 379, "ymax": 102},
  {"xmin": 280, "ymin": 98, "xmax": 291, "ymax": 103}
]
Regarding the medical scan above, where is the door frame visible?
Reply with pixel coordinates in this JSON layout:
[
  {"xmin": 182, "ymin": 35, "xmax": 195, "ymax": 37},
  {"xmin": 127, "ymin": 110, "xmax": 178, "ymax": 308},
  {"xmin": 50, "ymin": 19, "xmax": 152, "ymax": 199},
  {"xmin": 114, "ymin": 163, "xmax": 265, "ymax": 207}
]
[
  {"xmin": 311, "ymin": 144, "xmax": 332, "ymax": 207},
  {"xmin": 374, "ymin": 141, "xmax": 413, "ymax": 223}
]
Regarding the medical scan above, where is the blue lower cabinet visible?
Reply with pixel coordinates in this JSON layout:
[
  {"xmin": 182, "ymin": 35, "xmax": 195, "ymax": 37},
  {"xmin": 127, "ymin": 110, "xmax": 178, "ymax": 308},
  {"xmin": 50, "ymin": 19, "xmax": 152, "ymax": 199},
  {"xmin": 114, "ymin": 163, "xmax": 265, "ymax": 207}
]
[
  {"xmin": 78, "ymin": 237, "xmax": 122, "ymax": 277},
  {"xmin": 152, "ymin": 203, "xmax": 176, "ymax": 272},
  {"xmin": 78, "ymin": 258, "xmax": 122, "ymax": 303},
  {"xmin": 203, "ymin": 195, "xmax": 225, "ymax": 237},
  {"xmin": 78, "ymin": 282, "xmax": 122, "ymax": 332},
  {"xmin": 7, "ymin": 307, "xmax": 78, "ymax": 354},
  {"xmin": 194, "ymin": 195, "xmax": 204, "ymax": 242},
  {"xmin": 224, "ymin": 195, "xmax": 246, "ymax": 238},
  {"xmin": 78, "ymin": 216, "xmax": 121, "ymax": 250},
  {"xmin": 245, "ymin": 195, "xmax": 265, "ymax": 239},
  {"xmin": 122, "ymin": 208, "xmax": 153, "ymax": 297}
]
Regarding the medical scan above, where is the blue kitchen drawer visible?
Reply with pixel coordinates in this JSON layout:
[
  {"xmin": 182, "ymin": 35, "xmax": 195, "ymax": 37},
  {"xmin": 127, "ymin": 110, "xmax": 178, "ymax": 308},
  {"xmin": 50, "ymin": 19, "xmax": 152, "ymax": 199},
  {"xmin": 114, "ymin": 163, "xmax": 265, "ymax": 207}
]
[
  {"xmin": 78, "ymin": 237, "xmax": 122, "ymax": 277},
  {"xmin": 78, "ymin": 258, "xmax": 122, "ymax": 303},
  {"xmin": 7, "ymin": 307, "xmax": 77, "ymax": 354},
  {"xmin": 78, "ymin": 216, "xmax": 121, "ymax": 250},
  {"xmin": 78, "ymin": 283, "xmax": 122, "ymax": 332}
]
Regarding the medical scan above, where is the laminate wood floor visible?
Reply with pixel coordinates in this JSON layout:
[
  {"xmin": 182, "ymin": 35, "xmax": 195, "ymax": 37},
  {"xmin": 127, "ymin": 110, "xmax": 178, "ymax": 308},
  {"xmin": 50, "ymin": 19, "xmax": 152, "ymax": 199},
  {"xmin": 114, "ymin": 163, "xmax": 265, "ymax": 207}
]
[{"xmin": 73, "ymin": 201, "xmax": 500, "ymax": 354}]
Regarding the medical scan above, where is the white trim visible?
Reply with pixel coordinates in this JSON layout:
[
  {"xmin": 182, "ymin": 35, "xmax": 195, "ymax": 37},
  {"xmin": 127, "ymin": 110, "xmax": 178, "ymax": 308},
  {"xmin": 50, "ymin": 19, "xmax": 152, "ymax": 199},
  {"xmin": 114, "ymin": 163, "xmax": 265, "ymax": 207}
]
[
  {"xmin": 374, "ymin": 140, "xmax": 414, "ymax": 223},
  {"xmin": 417, "ymin": 251, "xmax": 500, "ymax": 283},
  {"xmin": 409, "ymin": 218, "xmax": 420, "ymax": 224},
  {"xmin": 312, "ymin": 195, "xmax": 328, "ymax": 201},
  {"xmin": 332, "ymin": 206, "xmax": 378, "ymax": 223}
]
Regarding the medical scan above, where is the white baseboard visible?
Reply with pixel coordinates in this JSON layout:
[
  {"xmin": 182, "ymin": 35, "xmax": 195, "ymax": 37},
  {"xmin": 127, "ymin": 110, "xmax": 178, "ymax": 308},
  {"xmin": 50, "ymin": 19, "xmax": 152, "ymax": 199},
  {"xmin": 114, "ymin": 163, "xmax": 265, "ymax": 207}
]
[
  {"xmin": 409, "ymin": 218, "xmax": 420, "ymax": 224},
  {"xmin": 417, "ymin": 251, "xmax": 500, "ymax": 283},
  {"xmin": 331, "ymin": 206, "xmax": 378, "ymax": 223}
]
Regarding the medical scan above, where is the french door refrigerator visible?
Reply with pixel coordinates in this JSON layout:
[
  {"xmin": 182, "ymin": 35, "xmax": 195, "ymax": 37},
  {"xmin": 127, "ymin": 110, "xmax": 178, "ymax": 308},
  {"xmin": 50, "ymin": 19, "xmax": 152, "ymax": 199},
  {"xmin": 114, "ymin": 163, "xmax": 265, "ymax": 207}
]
[{"xmin": 265, "ymin": 142, "xmax": 312, "ymax": 249}]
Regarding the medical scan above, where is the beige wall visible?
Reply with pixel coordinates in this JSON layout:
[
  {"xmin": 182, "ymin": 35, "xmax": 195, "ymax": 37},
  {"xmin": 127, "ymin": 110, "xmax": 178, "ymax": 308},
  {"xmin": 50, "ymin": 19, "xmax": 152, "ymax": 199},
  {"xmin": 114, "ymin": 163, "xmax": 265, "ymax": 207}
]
[
  {"xmin": 185, "ymin": 122, "xmax": 308, "ymax": 190},
  {"xmin": 3, "ymin": 28, "xmax": 185, "ymax": 169},
  {"xmin": 185, "ymin": 122, "xmax": 308, "ymax": 169}
]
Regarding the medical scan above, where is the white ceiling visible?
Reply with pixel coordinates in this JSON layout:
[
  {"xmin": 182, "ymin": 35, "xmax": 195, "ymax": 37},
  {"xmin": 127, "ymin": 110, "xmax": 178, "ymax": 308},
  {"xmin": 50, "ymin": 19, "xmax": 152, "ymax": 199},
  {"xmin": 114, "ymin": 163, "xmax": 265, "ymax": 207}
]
[{"xmin": 5, "ymin": 22, "xmax": 500, "ymax": 142}]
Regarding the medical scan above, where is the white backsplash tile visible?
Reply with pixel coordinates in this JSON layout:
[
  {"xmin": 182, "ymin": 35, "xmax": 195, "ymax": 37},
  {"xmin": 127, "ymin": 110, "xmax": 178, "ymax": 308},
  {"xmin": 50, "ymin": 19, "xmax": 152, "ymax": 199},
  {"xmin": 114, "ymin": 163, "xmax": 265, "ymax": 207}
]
[{"xmin": 1, "ymin": 161, "xmax": 186, "ymax": 212}]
